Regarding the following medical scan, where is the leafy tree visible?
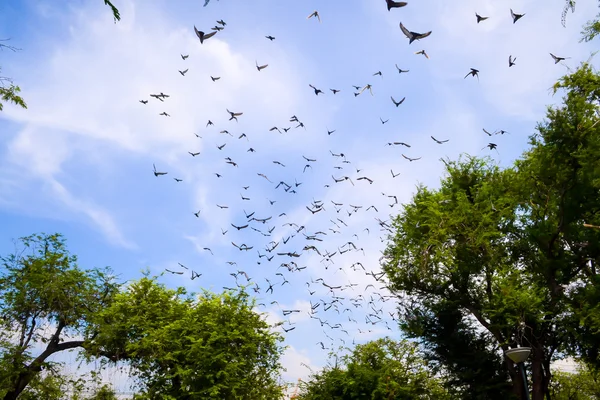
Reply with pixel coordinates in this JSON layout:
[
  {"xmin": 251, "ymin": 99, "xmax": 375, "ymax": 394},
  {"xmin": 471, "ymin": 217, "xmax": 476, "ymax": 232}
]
[
  {"xmin": 0, "ymin": 233, "xmax": 118, "ymax": 400},
  {"xmin": 85, "ymin": 277, "xmax": 286, "ymax": 399},
  {"xmin": 549, "ymin": 364, "xmax": 600, "ymax": 399},
  {"xmin": 297, "ymin": 337, "xmax": 450, "ymax": 399},
  {"xmin": 382, "ymin": 62, "xmax": 600, "ymax": 400},
  {"xmin": 561, "ymin": 0, "xmax": 600, "ymax": 41}
]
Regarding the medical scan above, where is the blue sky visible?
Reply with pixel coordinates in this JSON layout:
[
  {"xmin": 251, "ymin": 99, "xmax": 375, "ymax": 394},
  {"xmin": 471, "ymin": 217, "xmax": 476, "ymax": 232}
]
[{"xmin": 0, "ymin": 0, "xmax": 596, "ymax": 392}]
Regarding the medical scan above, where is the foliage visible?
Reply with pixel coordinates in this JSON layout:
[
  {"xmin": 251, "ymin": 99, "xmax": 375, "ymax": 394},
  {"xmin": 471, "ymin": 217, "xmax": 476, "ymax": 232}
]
[
  {"xmin": 0, "ymin": 41, "xmax": 27, "ymax": 111},
  {"xmin": 103, "ymin": 0, "xmax": 121, "ymax": 22},
  {"xmin": 561, "ymin": 0, "xmax": 600, "ymax": 41},
  {"xmin": 382, "ymin": 63, "xmax": 600, "ymax": 400},
  {"xmin": 86, "ymin": 276, "xmax": 285, "ymax": 399},
  {"xmin": 549, "ymin": 364, "xmax": 600, "ymax": 399},
  {"xmin": 297, "ymin": 337, "xmax": 450, "ymax": 399},
  {"xmin": 0, "ymin": 233, "xmax": 118, "ymax": 400}
]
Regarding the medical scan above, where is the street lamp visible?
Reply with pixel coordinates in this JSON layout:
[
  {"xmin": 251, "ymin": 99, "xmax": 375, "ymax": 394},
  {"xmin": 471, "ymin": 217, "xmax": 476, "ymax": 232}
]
[{"xmin": 505, "ymin": 347, "xmax": 531, "ymax": 400}]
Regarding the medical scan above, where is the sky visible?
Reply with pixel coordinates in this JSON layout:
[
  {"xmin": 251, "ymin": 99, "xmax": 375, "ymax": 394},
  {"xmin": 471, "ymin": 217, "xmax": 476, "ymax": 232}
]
[{"xmin": 0, "ymin": 0, "xmax": 595, "ymax": 395}]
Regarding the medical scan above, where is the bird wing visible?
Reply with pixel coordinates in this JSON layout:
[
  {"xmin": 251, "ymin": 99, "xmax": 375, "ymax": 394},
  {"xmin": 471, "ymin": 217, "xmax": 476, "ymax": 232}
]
[
  {"xmin": 399, "ymin": 22, "xmax": 413, "ymax": 39},
  {"xmin": 417, "ymin": 31, "xmax": 432, "ymax": 40}
]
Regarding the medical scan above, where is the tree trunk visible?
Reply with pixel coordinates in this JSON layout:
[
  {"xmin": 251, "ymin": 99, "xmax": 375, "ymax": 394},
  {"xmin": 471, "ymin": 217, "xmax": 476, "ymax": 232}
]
[{"xmin": 531, "ymin": 346, "xmax": 546, "ymax": 400}]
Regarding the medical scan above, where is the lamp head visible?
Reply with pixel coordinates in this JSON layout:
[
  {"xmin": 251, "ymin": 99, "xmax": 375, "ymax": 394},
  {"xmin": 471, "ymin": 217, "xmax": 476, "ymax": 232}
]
[{"xmin": 505, "ymin": 347, "xmax": 531, "ymax": 364}]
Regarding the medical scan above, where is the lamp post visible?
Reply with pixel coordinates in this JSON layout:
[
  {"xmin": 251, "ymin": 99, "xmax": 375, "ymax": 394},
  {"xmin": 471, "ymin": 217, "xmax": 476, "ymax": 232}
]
[{"xmin": 505, "ymin": 347, "xmax": 531, "ymax": 400}]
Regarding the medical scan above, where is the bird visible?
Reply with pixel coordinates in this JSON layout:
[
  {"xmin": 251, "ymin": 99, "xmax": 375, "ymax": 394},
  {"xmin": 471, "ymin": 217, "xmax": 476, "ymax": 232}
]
[
  {"xmin": 509, "ymin": 55, "xmax": 516, "ymax": 67},
  {"xmin": 309, "ymin": 84, "xmax": 323, "ymax": 95},
  {"xmin": 391, "ymin": 96, "xmax": 405, "ymax": 107},
  {"xmin": 153, "ymin": 164, "xmax": 167, "ymax": 177},
  {"xmin": 139, "ymin": 100, "xmax": 148, "ymax": 104},
  {"xmin": 510, "ymin": 9, "xmax": 525, "ymax": 23},
  {"xmin": 179, "ymin": 69, "xmax": 188, "ymax": 76},
  {"xmin": 181, "ymin": 54, "xmax": 189, "ymax": 60},
  {"xmin": 431, "ymin": 136, "xmax": 449, "ymax": 144},
  {"xmin": 266, "ymin": 35, "xmax": 276, "ymax": 41},
  {"xmin": 256, "ymin": 61, "xmax": 268, "ymax": 71},
  {"xmin": 399, "ymin": 22, "xmax": 432, "ymax": 44},
  {"xmin": 386, "ymin": 0, "xmax": 408, "ymax": 11},
  {"xmin": 194, "ymin": 25, "xmax": 217, "ymax": 44},
  {"xmin": 380, "ymin": 117, "xmax": 389, "ymax": 124},
  {"xmin": 188, "ymin": 151, "xmax": 200, "ymax": 157},
  {"xmin": 211, "ymin": 76, "xmax": 220, "ymax": 81},
  {"xmin": 550, "ymin": 53, "xmax": 570, "ymax": 64},
  {"xmin": 395, "ymin": 64, "xmax": 409, "ymax": 73},
  {"xmin": 226, "ymin": 109, "xmax": 243, "ymax": 121},
  {"xmin": 415, "ymin": 50, "xmax": 429, "ymax": 59},
  {"xmin": 464, "ymin": 68, "xmax": 479, "ymax": 81},
  {"xmin": 402, "ymin": 154, "xmax": 422, "ymax": 162},
  {"xmin": 475, "ymin": 13, "xmax": 489, "ymax": 23},
  {"xmin": 391, "ymin": 170, "xmax": 400, "ymax": 178},
  {"xmin": 159, "ymin": 112, "xmax": 170, "ymax": 117},
  {"xmin": 216, "ymin": 19, "xmax": 226, "ymax": 26},
  {"xmin": 330, "ymin": 89, "xmax": 340, "ymax": 94},
  {"xmin": 307, "ymin": 10, "xmax": 321, "ymax": 23}
]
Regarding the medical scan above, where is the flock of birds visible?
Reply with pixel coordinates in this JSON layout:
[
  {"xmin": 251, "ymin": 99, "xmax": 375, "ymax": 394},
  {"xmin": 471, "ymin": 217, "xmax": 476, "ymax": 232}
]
[{"xmin": 134, "ymin": 0, "xmax": 572, "ymax": 370}]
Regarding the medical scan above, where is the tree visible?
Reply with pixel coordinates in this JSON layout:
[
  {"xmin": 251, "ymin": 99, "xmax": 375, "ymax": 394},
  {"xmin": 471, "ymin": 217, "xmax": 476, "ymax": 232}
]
[
  {"xmin": 297, "ymin": 337, "xmax": 450, "ymax": 399},
  {"xmin": 549, "ymin": 364, "xmax": 600, "ymax": 399},
  {"xmin": 382, "ymin": 63, "xmax": 600, "ymax": 400},
  {"xmin": 561, "ymin": 0, "xmax": 600, "ymax": 41},
  {"xmin": 103, "ymin": 1, "xmax": 121, "ymax": 22},
  {"xmin": 85, "ymin": 277, "xmax": 286, "ymax": 399},
  {"xmin": 0, "ymin": 233, "xmax": 118, "ymax": 400}
]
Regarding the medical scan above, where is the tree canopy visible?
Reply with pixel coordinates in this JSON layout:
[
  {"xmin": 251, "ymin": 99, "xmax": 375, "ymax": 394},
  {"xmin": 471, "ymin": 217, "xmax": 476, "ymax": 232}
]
[
  {"xmin": 382, "ymin": 62, "xmax": 600, "ymax": 400},
  {"xmin": 0, "ymin": 233, "xmax": 286, "ymax": 399},
  {"xmin": 297, "ymin": 337, "xmax": 450, "ymax": 399}
]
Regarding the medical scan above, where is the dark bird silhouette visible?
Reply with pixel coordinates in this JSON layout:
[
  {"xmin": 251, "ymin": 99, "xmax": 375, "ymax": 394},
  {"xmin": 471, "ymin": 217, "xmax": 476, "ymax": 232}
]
[
  {"xmin": 159, "ymin": 112, "xmax": 170, "ymax": 117},
  {"xmin": 227, "ymin": 109, "xmax": 243, "ymax": 121},
  {"xmin": 395, "ymin": 64, "xmax": 409, "ymax": 73},
  {"xmin": 387, "ymin": 142, "xmax": 410, "ymax": 147},
  {"xmin": 307, "ymin": 10, "xmax": 321, "ymax": 23},
  {"xmin": 217, "ymin": 19, "xmax": 226, "ymax": 26},
  {"xmin": 266, "ymin": 35, "xmax": 276, "ymax": 41},
  {"xmin": 153, "ymin": 164, "xmax": 167, "ymax": 177},
  {"xmin": 173, "ymin": 178, "xmax": 182, "ymax": 182},
  {"xmin": 391, "ymin": 169, "xmax": 400, "ymax": 178},
  {"xmin": 139, "ymin": 100, "xmax": 148, "ymax": 104},
  {"xmin": 510, "ymin": 9, "xmax": 525, "ymax": 23},
  {"xmin": 402, "ymin": 154, "xmax": 422, "ymax": 162},
  {"xmin": 386, "ymin": 0, "xmax": 408, "ymax": 11},
  {"xmin": 194, "ymin": 210, "xmax": 201, "ymax": 218},
  {"xmin": 206, "ymin": 120, "xmax": 214, "ymax": 127},
  {"xmin": 194, "ymin": 25, "xmax": 217, "ymax": 43},
  {"xmin": 256, "ymin": 61, "xmax": 268, "ymax": 71},
  {"xmin": 431, "ymin": 136, "xmax": 449, "ymax": 144},
  {"xmin": 391, "ymin": 96, "xmax": 405, "ymax": 107},
  {"xmin": 380, "ymin": 117, "xmax": 389, "ymax": 124},
  {"xmin": 509, "ymin": 55, "xmax": 516, "ymax": 67},
  {"xmin": 231, "ymin": 223, "xmax": 249, "ymax": 230},
  {"xmin": 399, "ymin": 22, "xmax": 432, "ymax": 44},
  {"xmin": 330, "ymin": 89, "xmax": 340, "ymax": 94},
  {"xmin": 211, "ymin": 76, "xmax": 220, "ymax": 81},
  {"xmin": 475, "ymin": 13, "xmax": 489, "ymax": 23},
  {"xmin": 550, "ymin": 53, "xmax": 570, "ymax": 64},
  {"xmin": 464, "ymin": 68, "xmax": 480, "ymax": 81},
  {"xmin": 309, "ymin": 84, "xmax": 323, "ymax": 95}
]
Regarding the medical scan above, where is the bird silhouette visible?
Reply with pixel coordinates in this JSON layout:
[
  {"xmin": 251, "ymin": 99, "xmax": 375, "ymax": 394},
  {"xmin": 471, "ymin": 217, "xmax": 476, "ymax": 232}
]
[
  {"xmin": 386, "ymin": 0, "xmax": 408, "ymax": 11},
  {"xmin": 510, "ymin": 9, "xmax": 525, "ymax": 23},
  {"xmin": 399, "ymin": 22, "xmax": 432, "ymax": 44},
  {"xmin": 475, "ymin": 13, "xmax": 489, "ymax": 23}
]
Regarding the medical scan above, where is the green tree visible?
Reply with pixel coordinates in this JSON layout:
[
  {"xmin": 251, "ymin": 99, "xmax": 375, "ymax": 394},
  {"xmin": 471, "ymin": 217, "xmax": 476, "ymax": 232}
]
[
  {"xmin": 103, "ymin": 1, "xmax": 121, "ymax": 22},
  {"xmin": 0, "ymin": 233, "xmax": 118, "ymax": 400},
  {"xmin": 85, "ymin": 277, "xmax": 285, "ymax": 399},
  {"xmin": 382, "ymin": 63, "xmax": 600, "ymax": 400},
  {"xmin": 297, "ymin": 337, "xmax": 450, "ymax": 399},
  {"xmin": 0, "ymin": 41, "xmax": 27, "ymax": 112},
  {"xmin": 549, "ymin": 364, "xmax": 600, "ymax": 399}
]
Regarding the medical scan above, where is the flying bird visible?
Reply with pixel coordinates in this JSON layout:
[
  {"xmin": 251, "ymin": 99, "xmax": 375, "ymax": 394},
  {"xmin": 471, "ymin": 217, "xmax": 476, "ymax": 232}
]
[
  {"xmin": 415, "ymin": 50, "xmax": 429, "ymax": 59},
  {"xmin": 402, "ymin": 154, "xmax": 422, "ymax": 162},
  {"xmin": 509, "ymin": 55, "xmax": 516, "ymax": 67},
  {"xmin": 227, "ymin": 109, "xmax": 243, "ymax": 121},
  {"xmin": 391, "ymin": 96, "xmax": 405, "ymax": 107},
  {"xmin": 550, "ymin": 53, "xmax": 570, "ymax": 64},
  {"xmin": 395, "ymin": 64, "xmax": 409, "ymax": 73},
  {"xmin": 475, "ymin": 13, "xmax": 489, "ymax": 23},
  {"xmin": 153, "ymin": 164, "xmax": 167, "ymax": 177},
  {"xmin": 510, "ymin": 9, "xmax": 525, "ymax": 23},
  {"xmin": 431, "ymin": 136, "xmax": 449, "ymax": 144},
  {"xmin": 181, "ymin": 54, "xmax": 189, "ymax": 60},
  {"xmin": 179, "ymin": 69, "xmax": 188, "ymax": 76},
  {"xmin": 307, "ymin": 10, "xmax": 321, "ymax": 23},
  {"xmin": 386, "ymin": 0, "xmax": 408, "ymax": 11},
  {"xmin": 256, "ymin": 61, "xmax": 269, "ymax": 71},
  {"xmin": 194, "ymin": 25, "xmax": 216, "ymax": 44},
  {"xmin": 266, "ymin": 35, "xmax": 276, "ymax": 41},
  {"xmin": 399, "ymin": 22, "xmax": 432, "ymax": 44},
  {"xmin": 464, "ymin": 68, "xmax": 480, "ymax": 81}
]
